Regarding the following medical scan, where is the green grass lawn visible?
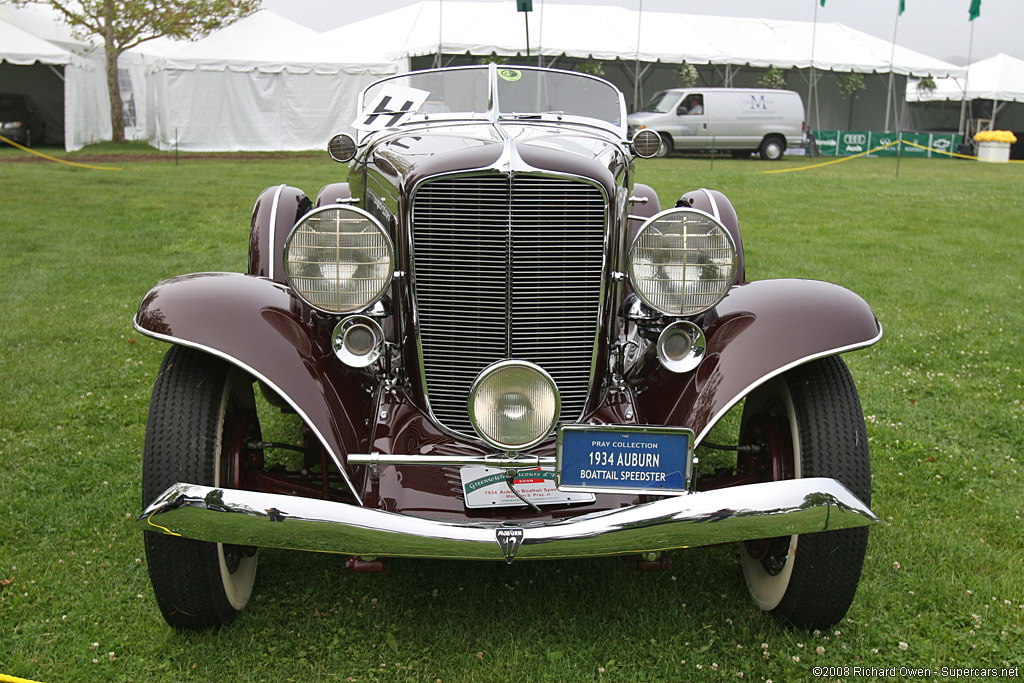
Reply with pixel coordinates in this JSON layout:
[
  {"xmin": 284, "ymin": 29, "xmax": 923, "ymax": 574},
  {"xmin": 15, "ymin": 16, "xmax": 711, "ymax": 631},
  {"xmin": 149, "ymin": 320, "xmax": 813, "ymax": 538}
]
[{"xmin": 1, "ymin": 152, "xmax": 1022, "ymax": 682}]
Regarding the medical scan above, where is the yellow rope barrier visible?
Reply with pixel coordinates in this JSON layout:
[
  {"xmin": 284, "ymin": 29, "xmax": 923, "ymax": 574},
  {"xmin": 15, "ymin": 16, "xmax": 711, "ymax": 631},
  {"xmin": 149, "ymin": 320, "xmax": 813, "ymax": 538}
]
[
  {"xmin": 760, "ymin": 139, "xmax": 900, "ymax": 174},
  {"xmin": 0, "ymin": 673, "xmax": 49, "ymax": 683},
  {"xmin": 0, "ymin": 134, "xmax": 123, "ymax": 171},
  {"xmin": 900, "ymin": 139, "xmax": 1024, "ymax": 163}
]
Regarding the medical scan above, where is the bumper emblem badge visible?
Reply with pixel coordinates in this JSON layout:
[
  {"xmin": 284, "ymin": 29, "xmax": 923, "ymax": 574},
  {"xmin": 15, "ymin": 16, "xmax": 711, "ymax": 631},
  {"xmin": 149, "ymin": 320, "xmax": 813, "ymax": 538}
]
[{"xmin": 495, "ymin": 527, "xmax": 525, "ymax": 564}]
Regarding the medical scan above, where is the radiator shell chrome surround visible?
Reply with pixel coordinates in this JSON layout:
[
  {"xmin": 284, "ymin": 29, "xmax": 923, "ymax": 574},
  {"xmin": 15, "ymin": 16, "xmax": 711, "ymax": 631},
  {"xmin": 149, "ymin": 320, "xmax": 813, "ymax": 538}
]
[{"xmin": 408, "ymin": 153, "xmax": 612, "ymax": 442}]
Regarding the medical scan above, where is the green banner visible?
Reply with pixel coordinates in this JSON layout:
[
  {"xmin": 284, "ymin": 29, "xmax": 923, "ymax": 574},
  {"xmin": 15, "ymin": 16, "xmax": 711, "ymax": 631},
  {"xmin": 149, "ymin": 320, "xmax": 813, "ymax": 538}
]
[{"xmin": 812, "ymin": 131, "xmax": 963, "ymax": 158}]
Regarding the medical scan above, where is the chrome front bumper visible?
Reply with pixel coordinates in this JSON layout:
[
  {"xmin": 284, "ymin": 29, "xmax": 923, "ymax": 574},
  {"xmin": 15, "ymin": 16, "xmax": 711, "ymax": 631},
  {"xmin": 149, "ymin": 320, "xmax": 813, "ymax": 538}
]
[{"xmin": 138, "ymin": 478, "xmax": 877, "ymax": 561}]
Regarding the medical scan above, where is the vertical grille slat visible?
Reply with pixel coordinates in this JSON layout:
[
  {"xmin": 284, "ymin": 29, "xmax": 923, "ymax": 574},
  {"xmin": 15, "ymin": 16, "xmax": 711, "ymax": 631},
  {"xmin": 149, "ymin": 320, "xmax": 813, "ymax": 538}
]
[{"xmin": 412, "ymin": 174, "xmax": 606, "ymax": 437}]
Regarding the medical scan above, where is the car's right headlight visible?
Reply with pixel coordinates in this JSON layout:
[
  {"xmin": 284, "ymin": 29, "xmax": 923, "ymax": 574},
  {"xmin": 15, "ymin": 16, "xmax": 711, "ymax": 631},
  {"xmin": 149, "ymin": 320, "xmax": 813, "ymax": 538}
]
[
  {"xmin": 283, "ymin": 205, "xmax": 394, "ymax": 314},
  {"xmin": 628, "ymin": 208, "xmax": 736, "ymax": 316}
]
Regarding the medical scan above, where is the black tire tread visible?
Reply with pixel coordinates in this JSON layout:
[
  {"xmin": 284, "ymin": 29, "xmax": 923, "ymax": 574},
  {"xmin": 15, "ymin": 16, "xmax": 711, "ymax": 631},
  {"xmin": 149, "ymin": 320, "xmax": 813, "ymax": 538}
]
[
  {"xmin": 142, "ymin": 345, "xmax": 247, "ymax": 630},
  {"xmin": 774, "ymin": 355, "xmax": 871, "ymax": 629}
]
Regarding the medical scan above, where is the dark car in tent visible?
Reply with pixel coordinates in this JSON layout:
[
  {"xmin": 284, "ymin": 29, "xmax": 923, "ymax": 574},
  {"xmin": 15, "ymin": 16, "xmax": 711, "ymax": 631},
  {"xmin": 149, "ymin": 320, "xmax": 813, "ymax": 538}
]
[
  {"xmin": 134, "ymin": 64, "xmax": 882, "ymax": 631},
  {"xmin": 0, "ymin": 93, "xmax": 45, "ymax": 147}
]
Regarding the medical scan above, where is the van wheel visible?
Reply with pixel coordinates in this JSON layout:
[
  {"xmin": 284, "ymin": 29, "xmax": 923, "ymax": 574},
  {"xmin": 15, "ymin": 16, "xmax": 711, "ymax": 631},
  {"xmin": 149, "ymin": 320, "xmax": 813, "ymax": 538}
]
[
  {"xmin": 759, "ymin": 136, "xmax": 785, "ymax": 161},
  {"xmin": 655, "ymin": 133, "xmax": 673, "ymax": 158}
]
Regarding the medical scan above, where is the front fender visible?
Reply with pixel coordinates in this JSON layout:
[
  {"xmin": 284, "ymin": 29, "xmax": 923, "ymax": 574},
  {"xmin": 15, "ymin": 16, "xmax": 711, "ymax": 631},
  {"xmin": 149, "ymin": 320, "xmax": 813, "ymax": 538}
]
[
  {"xmin": 632, "ymin": 278, "xmax": 882, "ymax": 443},
  {"xmin": 134, "ymin": 272, "xmax": 374, "ymax": 503}
]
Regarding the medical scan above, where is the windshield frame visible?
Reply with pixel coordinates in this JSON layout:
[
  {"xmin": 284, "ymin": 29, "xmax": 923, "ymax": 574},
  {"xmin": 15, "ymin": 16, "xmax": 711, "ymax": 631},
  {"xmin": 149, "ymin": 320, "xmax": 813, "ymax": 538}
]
[{"xmin": 356, "ymin": 64, "xmax": 627, "ymax": 140}]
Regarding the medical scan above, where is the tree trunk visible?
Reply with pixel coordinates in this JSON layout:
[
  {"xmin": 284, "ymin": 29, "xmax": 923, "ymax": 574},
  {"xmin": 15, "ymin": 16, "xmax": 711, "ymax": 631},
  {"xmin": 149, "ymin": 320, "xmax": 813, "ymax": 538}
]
[{"xmin": 102, "ymin": 4, "xmax": 125, "ymax": 143}]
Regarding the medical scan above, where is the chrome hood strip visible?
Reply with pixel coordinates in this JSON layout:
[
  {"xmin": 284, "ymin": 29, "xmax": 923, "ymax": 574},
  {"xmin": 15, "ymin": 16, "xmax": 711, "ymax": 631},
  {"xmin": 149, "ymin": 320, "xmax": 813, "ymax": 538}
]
[{"xmin": 138, "ymin": 477, "xmax": 877, "ymax": 561}]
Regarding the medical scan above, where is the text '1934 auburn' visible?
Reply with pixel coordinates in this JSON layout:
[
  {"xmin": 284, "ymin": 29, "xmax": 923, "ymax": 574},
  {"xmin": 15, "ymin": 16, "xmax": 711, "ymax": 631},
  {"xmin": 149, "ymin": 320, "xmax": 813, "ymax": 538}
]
[{"xmin": 135, "ymin": 64, "xmax": 883, "ymax": 630}]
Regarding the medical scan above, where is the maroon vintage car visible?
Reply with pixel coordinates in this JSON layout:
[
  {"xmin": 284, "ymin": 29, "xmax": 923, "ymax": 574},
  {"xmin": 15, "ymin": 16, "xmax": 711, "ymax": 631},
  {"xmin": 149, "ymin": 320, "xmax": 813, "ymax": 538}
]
[{"xmin": 135, "ymin": 64, "xmax": 882, "ymax": 630}]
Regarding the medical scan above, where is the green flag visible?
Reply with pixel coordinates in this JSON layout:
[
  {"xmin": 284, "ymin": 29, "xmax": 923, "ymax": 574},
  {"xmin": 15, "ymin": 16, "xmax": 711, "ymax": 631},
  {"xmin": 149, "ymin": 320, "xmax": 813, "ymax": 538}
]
[
  {"xmin": 820, "ymin": 0, "xmax": 826, "ymax": 6},
  {"xmin": 969, "ymin": 0, "xmax": 981, "ymax": 20},
  {"xmin": 899, "ymin": 0, "xmax": 906, "ymax": 14}
]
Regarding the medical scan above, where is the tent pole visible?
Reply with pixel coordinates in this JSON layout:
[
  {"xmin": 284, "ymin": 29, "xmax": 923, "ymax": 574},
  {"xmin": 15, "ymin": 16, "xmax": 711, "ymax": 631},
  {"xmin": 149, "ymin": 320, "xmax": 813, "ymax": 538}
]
[
  {"xmin": 959, "ymin": 21, "xmax": 974, "ymax": 138},
  {"xmin": 434, "ymin": 0, "xmax": 443, "ymax": 69},
  {"xmin": 633, "ymin": 0, "xmax": 643, "ymax": 112}
]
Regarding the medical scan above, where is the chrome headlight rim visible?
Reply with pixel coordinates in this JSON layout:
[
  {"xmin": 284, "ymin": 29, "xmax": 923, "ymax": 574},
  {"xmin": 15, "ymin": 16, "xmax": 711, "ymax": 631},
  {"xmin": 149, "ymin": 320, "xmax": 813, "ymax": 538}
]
[
  {"xmin": 282, "ymin": 204, "xmax": 395, "ymax": 315},
  {"xmin": 467, "ymin": 359, "xmax": 561, "ymax": 452},
  {"xmin": 628, "ymin": 207, "xmax": 737, "ymax": 317}
]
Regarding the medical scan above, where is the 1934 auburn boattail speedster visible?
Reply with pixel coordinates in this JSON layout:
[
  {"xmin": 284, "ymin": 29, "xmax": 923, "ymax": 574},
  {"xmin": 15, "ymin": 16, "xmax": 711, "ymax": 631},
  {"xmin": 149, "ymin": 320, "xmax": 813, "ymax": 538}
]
[{"xmin": 135, "ymin": 64, "xmax": 882, "ymax": 630}]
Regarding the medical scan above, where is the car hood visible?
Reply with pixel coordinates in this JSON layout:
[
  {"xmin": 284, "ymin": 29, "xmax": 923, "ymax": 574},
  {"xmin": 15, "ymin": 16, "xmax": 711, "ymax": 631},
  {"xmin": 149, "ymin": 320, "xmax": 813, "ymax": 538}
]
[{"xmin": 368, "ymin": 122, "xmax": 627, "ymax": 197}]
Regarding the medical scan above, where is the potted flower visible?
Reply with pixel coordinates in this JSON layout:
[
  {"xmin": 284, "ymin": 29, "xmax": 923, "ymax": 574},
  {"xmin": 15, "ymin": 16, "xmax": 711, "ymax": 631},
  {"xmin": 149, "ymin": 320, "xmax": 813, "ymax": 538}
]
[{"xmin": 974, "ymin": 130, "xmax": 1017, "ymax": 163}]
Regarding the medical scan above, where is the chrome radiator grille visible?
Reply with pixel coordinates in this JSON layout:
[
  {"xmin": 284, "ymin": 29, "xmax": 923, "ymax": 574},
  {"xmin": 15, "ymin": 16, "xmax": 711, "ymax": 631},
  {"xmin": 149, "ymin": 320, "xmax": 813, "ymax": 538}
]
[{"xmin": 412, "ymin": 174, "xmax": 606, "ymax": 437}]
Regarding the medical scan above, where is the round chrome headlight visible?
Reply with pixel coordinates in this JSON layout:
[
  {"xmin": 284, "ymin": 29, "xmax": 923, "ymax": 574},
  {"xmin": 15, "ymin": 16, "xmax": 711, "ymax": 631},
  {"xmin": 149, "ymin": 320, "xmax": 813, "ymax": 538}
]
[
  {"xmin": 468, "ymin": 360, "xmax": 560, "ymax": 451},
  {"xmin": 283, "ymin": 205, "xmax": 394, "ymax": 314},
  {"xmin": 628, "ymin": 208, "xmax": 736, "ymax": 316}
]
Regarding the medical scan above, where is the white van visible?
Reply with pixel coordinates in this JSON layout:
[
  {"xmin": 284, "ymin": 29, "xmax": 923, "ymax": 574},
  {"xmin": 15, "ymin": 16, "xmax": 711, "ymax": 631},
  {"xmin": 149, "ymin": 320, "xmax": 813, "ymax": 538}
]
[{"xmin": 627, "ymin": 88, "xmax": 806, "ymax": 160}]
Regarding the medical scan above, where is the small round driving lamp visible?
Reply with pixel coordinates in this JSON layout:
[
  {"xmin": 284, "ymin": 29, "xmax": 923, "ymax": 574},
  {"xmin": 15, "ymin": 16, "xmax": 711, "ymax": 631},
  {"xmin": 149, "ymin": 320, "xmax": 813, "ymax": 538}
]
[
  {"xmin": 628, "ymin": 208, "xmax": 737, "ymax": 316},
  {"xmin": 657, "ymin": 320, "xmax": 707, "ymax": 373},
  {"xmin": 631, "ymin": 129, "xmax": 662, "ymax": 158},
  {"xmin": 332, "ymin": 316, "xmax": 384, "ymax": 368},
  {"xmin": 283, "ymin": 205, "xmax": 394, "ymax": 314},
  {"xmin": 468, "ymin": 360, "xmax": 561, "ymax": 451},
  {"xmin": 328, "ymin": 133, "xmax": 357, "ymax": 162}
]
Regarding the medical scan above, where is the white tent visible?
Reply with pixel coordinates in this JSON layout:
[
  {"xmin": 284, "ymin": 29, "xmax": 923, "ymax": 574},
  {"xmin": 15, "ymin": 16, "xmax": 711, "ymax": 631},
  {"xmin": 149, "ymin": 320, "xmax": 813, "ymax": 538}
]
[
  {"xmin": 325, "ymin": 2, "xmax": 964, "ymax": 78},
  {"xmin": 0, "ymin": 14, "xmax": 113, "ymax": 149},
  {"xmin": 905, "ymin": 53, "xmax": 1024, "ymax": 135},
  {"xmin": 907, "ymin": 54, "xmax": 1024, "ymax": 103},
  {"xmin": 146, "ymin": 10, "xmax": 398, "ymax": 152}
]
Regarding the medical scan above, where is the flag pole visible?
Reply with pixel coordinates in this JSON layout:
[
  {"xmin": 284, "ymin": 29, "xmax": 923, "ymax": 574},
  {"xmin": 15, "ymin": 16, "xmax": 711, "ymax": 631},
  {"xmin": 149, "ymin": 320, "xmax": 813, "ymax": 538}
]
[{"xmin": 884, "ymin": 0, "xmax": 902, "ymax": 133}]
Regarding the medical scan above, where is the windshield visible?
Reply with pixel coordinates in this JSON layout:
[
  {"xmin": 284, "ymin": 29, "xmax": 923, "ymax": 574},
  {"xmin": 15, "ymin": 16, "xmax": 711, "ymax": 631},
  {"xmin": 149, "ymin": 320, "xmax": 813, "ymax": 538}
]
[
  {"xmin": 356, "ymin": 65, "xmax": 624, "ymax": 135},
  {"xmin": 641, "ymin": 91, "xmax": 681, "ymax": 113}
]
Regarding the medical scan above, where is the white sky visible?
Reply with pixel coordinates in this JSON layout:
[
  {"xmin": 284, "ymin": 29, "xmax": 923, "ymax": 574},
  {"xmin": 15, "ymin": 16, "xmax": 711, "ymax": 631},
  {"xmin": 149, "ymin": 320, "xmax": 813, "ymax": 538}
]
[{"xmin": 263, "ymin": 0, "xmax": 1022, "ymax": 64}]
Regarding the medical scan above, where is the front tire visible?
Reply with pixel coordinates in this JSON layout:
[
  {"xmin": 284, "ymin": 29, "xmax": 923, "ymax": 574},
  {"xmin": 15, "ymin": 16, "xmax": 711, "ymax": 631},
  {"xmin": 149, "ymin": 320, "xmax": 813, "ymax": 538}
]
[
  {"xmin": 655, "ymin": 133, "xmax": 673, "ymax": 157},
  {"xmin": 737, "ymin": 355, "xmax": 871, "ymax": 629},
  {"xmin": 759, "ymin": 135, "xmax": 786, "ymax": 161},
  {"xmin": 142, "ymin": 345, "xmax": 262, "ymax": 629}
]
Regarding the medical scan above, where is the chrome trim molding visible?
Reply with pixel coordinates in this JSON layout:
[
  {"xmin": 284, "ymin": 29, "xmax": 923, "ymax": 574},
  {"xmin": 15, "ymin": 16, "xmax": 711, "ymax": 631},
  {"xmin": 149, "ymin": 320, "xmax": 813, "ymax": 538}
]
[
  {"xmin": 138, "ymin": 477, "xmax": 878, "ymax": 561},
  {"xmin": 267, "ymin": 184, "xmax": 286, "ymax": 281},
  {"xmin": 699, "ymin": 187, "xmax": 720, "ymax": 222},
  {"xmin": 694, "ymin": 323, "xmax": 885, "ymax": 446},
  {"xmin": 132, "ymin": 314, "xmax": 364, "ymax": 506},
  {"xmin": 348, "ymin": 453, "xmax": 556, "ymax": 467}
]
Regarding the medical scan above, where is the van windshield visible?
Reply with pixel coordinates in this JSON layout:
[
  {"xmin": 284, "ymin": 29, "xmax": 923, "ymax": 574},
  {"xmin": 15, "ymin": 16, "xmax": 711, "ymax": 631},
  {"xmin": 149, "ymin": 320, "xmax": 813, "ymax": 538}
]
[{"xmin": 641, "ymin": 91, "xmax": 679, "ymax": 113}]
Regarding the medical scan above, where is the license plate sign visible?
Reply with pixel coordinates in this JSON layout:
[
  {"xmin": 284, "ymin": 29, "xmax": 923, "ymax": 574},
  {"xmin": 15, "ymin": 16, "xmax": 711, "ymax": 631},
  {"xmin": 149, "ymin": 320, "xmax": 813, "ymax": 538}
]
[
  {"xmin": 556, "ymin": 425, "xmax": 693, "ymax": 494},
  {"xmin": 461, "ymin": 466, "xmax": 596, "ymax": 509}
]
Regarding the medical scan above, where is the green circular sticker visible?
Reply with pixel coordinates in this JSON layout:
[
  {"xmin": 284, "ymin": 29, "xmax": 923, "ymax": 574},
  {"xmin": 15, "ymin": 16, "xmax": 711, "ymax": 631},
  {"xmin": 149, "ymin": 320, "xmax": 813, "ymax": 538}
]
[{"xmin": 498, "ymin": 68, "xmax": 522, "ymax": 82}]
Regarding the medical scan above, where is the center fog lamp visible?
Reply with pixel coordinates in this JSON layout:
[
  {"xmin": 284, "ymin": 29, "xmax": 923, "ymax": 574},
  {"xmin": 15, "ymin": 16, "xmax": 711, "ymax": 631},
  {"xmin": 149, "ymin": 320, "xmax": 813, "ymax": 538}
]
[
  {"xmin": 628, "ymin": 208, "xmax": 736, "ymax": 316},
  {"xmin": 468, "ymin": 360, "xmax": 560, "ymax": 451},
  {"xmin": 283, "ymin": 205, "xmax": 394, "ymax": 314}
]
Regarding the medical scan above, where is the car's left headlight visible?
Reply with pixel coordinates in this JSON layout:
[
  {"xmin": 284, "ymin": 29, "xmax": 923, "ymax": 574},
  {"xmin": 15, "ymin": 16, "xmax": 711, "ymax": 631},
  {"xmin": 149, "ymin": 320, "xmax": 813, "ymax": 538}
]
[
  {"xmin": 283, "ymin": 205, "xmax": 394, "ymax": 314},
  {"xmin": 628, "ymin": 208, "xmax": 736, "ymax": 316}
]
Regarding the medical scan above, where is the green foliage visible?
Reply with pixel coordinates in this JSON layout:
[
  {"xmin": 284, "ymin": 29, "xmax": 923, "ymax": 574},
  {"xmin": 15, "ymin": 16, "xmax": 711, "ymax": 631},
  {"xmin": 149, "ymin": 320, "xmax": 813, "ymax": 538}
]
[
  {"xmin": 756, "ymin": 66, "xmax": 787, "ymax": 90},
  {"xmin": 1, "ymin": 150, "xmax": 1023, "ymax": 681},
  {"xmin": 677, "ymin": 63, "xmax": 699, "ymax": 88},
  {"xmin": 477, "ymin": 53, "xmax": 512, "ymax": 66},
  {"xmin": 916, "ymin": 76, "xmax": 937, "ymax": 94},
  {"xmin": 839, "ymin": 72, "xmax": 867, "ymax": 99},
  {"xmin": 575, "ymin": 60, "xmax": 605, "ymax": 77}
]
